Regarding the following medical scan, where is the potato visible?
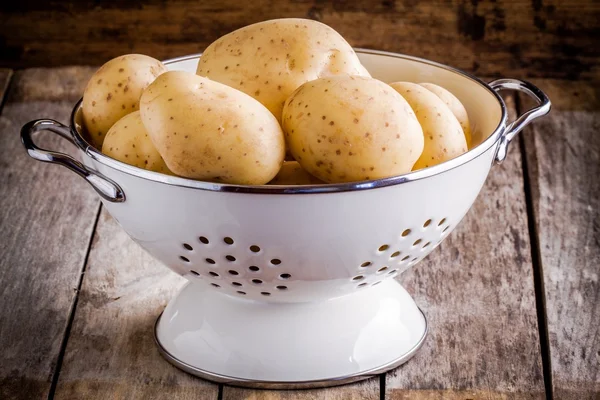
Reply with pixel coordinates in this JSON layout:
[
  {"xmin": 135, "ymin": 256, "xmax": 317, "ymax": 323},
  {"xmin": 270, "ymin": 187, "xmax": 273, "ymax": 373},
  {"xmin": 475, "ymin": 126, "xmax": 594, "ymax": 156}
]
[
  {"xmin": 269, "ymin": 161, "xmax": 324, "ymax": 185},
  {"xmin": 389, "ymin": 82, "xmax": 467, "ymax": 170},
  {"xmin": 140, "ymin": 71, "xmax": 285, "ymax": 185},
  {"xmin": 82, "ymin": 54, "xmax": 167, "ymax": 148},
  {"xmin": 282, "ymin": 75, "xmax": 423, "ymax": 183},
  {"xmin": 197, "ymin": 18, "xmax": 370, "ymax": 122},
  {"xmin": 102, "ymin": 111, "xmax": 171, "ymax": 174},
  {"xmin": 419, "ymin": 82, "xmax": 472, "ymax": 147}
]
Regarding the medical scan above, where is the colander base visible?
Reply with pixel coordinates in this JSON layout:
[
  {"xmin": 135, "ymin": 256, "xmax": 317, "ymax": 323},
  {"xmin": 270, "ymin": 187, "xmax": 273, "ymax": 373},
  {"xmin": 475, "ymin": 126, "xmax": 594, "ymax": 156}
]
[{"xmin": 154, "ymin": 279, "xmax": 427, "ymax": 389}]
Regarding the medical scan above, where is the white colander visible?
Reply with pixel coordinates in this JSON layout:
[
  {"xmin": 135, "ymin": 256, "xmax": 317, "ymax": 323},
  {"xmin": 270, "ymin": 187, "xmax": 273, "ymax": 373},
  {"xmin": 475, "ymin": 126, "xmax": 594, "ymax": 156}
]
[{"xmin": 21, "ymin": 49, "xmax": 550, "ymax": 388}]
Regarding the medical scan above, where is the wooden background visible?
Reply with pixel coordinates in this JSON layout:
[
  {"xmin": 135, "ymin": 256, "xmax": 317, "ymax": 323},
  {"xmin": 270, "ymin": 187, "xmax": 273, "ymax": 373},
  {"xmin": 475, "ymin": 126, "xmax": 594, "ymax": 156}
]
[
  {"xmin": 0, "ymin": 1, "xmax": 598, "ymax": 399},
  {"xmin": 1, "ymin": 0, "xmax": 599, "ymax": 81}
]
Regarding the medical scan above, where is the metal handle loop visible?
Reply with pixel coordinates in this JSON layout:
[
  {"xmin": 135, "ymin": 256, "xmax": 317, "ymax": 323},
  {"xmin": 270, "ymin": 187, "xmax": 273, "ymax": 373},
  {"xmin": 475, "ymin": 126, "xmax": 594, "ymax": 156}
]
[
  {"xmin": 20, "ymin": 119, "xmax": 125, "ymax": 203},
  {"xmin": 489, "ymin": 78, "xmax": 551, "ymax": 163}
]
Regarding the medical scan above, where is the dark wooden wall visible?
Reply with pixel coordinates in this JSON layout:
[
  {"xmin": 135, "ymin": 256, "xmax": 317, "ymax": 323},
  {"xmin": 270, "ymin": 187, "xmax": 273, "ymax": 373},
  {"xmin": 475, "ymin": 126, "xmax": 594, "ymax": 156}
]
[{"xmin": 1, "ymin": 0, "xmax": 599, "ymax": 80}]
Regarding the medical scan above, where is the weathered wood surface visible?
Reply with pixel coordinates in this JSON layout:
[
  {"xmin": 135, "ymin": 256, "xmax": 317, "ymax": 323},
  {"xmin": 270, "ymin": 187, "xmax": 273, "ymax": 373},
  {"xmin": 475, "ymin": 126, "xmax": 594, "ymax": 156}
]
[
  {"xmin": 3, "ymin": 66, "xmax": 599, "ymax": 400},
  {"xmin": 521, "ymin": 80, "xmax": 600, "ymax": 400},
  {"xmin": 386, "ymin": 97, "xmax": 546, "ymax": 399},
  {"xmin": 0, "ymin": 67, "xmax": 99, "ymax": 399},
  {"xmin": 223, "ymin": 377, "xmax": 380, "ymax": 399},
  {"xmin": 53, "ymin": 208, "xmax": 220, "ymax": 399},
  {"xmin": 1, "ymin": 1, "xmax": 599, "ymax": 81}
]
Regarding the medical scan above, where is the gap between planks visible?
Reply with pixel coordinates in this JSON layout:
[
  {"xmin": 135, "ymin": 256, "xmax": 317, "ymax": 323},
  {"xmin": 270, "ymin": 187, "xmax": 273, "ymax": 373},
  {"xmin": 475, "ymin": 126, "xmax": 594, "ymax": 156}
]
[
  {"xmin": 47, "ymin": 203, "xmax": 102, "ymax": 400},
  {"xmin": 516, "ymin": 94, "xmax": 553, "ymax": 400}
]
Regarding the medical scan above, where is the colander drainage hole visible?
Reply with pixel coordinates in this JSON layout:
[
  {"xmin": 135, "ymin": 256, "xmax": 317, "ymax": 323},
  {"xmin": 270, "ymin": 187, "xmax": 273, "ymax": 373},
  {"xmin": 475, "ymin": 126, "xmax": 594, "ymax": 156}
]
[
  {"xmin": 190, "ymin": 270, "xmax": 200, "ymax": 276},
  {"xmin": 252, "ymin": 279, "xmax": 263, "ymax": 285},
  {"xmin": 279, "ymin": 273, "xmax": 291, "ymax": 280},
  {"xmin": 183, "ymin": 243, "xmax": 193, "ymax": 251},
  {"xmin": 443, "ymin": 226, "xmax": 450, "ymax": 233},
  {"xmin": 378, "ymin": 266, "xmax": 388, "ymax": 273},
  {"xmin": 372, "ymin": 281, "xmax": 382, "ymax": 286},
  {"xmin": 378, "ymin": 244, "xmax": 389, "ymax": 252},
  {"xmin": 438, "ymin": 218, "xmax": 447, "ymax": 226},
  {"xmin": 357, "ymin": 282, "xmax": 368, "ymax": 288},
  {"xmin": 224, "ymin": 237, "xmax": 234, "ymax": 245},
  {"xmin": 228, "ymin": 270, "xmax": 239, "ymax": 275},
  {"xmin": 388, "ymin": 269, "xmax": 398, "ymax": 274},
  {"xmin": 390, "ymin": 251, "xmax": 400, "ymax": 258},
  {"xmin": 402, "ymin": 229, "xmax": 411, "ymax": 237},
  {"xmin": 411, "ymin": 257, "xmax": 418, "ymax": 262},
  {"xmin": 209, "ymin": 271, "xmax": 220, "ymax": 277},
  {"xmin": 423, "ymin": 219, "xmax": 432, "ymax": 228},
  {"xmin": 422, "ymin": 242, "xmax": 431, "ymax": 249},
  {"xmin": 261, "ymin": 292, "xmax": 271, "ymax": 296},
  {"xmin": 225, "ymin": 255, "xmax": 236, "ymax": 262},
  {"xmin": 360, "ymin": 261, "xmax": 372, "ymax": 268},
  {"xmin": 413, "ymin": 239, "xmax": 422, "ymax": 246},
  {"xmin": 270, "ymin": 258, "xmax": 282, "ymax": 266},
  {"xmin": 180, "ymin": 256, "xmax": 190, "ymax": 262},
  {"xmin": 249, "ymin": 266, "xmax": 260, "ymax": 272},
  {"xmin": 232, "ymin": 282, "xmax": 242, "ymax": 287},
  {"xmin": 237, "ymin": 291, "xmax": 246, "ymax": 295},
  {"xmin": 199, "ymin": 236, "xmax": 209, "ymax": 244},
  {"xmin": 353, "ymin": 275, "xmax": 365, "ymax": 281},
  {"xmin": 276, "ymin": 285, "xmax": 288, "ymax": 290},
  {"xmin": 211, "ymin": 283, "xmax": 220, "ymax": 288},
  {"xmin": 205, "ymin": 258, "xmax": 216, "ymax": 264},
  {"xmin": 250, "ymin": 245, "xmax": 261, "ymax": 253},
  {"xmin": 401, "ymin": 255, "xmax": 410, "ymax": 261}
]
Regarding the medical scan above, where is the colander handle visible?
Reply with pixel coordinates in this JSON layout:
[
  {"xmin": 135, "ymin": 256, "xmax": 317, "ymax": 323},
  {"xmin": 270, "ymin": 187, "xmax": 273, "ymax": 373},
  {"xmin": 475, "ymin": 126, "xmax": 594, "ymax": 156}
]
[
  {"xmin": 489, "ymin": 78, "xmax": 551, "ymax": 164},
  {"xmin": 21, "ymin": 119, "xmax": 125, "ymax": 203}
]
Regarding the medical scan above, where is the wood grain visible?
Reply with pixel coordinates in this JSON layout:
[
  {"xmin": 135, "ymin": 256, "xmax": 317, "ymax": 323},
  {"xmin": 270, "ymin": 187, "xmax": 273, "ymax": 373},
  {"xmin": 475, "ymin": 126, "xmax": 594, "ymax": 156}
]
[
  {"xmin": 521, "ymin": 80, "xmax": 600, "ymax": 400},
  {"xmin": 0, "ymin": 67, "xmax": 99, "ymax": 399},
  {"xmin": 385, "ymin": 96, "xmax": 546, "ymax": 399},
  {"xmin": 1, "ymin": 1, "xmax": 599, "ymax": 81},
  {"xmin": 222, "ymin": 378, "xmax": 380, "ymax": 399},
  {"xmin": 53, "ymin": 208, "xmax": 219, "ymax": 399}
]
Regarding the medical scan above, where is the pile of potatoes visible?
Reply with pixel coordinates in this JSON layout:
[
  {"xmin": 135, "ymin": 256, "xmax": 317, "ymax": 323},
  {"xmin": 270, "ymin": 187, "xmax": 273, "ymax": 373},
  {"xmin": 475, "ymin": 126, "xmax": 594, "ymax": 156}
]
[{"xmin": 82, "ymin": 18, "xmax": 471, "ymax": 186}]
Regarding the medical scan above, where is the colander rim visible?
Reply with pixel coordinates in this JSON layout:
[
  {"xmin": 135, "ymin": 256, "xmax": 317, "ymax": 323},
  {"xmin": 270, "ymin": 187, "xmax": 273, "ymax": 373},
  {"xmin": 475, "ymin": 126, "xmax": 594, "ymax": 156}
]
[{"xmin": 69, "ymin": 48, "xmax": 508, "ymax": 194}]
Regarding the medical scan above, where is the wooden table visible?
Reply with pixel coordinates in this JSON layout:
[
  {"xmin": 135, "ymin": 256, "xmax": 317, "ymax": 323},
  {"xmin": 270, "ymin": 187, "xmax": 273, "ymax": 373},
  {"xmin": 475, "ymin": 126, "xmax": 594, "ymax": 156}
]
[{"xmin": 0, "ymin": 68, "xmax": 598, "ymax": 400}]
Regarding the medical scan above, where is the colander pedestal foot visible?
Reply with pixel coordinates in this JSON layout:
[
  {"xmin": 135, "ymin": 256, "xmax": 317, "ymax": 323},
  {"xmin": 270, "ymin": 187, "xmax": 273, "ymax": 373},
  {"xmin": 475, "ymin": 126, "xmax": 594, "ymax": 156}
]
[{"xmin": 154, "ymin": 279, "xmax": 427, "ymax": 389}]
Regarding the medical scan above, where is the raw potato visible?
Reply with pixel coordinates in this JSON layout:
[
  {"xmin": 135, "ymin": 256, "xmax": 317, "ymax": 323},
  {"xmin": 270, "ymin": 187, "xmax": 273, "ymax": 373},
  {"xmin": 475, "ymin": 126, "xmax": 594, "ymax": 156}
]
[
  {"xmin": 197, "ymin": 18, "xmax": 370, "ymax": 122},
  {"xmin": 419, "ymin": 82, "xmax": 472, "ymax": 147},
  {"xmin": 269, "ymin": 161, "xmax": 324, "ymax": 185},
  {"xmin": 389, "ymin": 82, "xmax": 467, "ymax": 170},
  {"xmin": 82, "ymin": 54, "xmax": 167, "ymax": 148},
  {"xmin": 102, "ymin": 111, "xmax": 171, "ymax": 174},
  {"xmin": 140, "ymin": 71, "xmax": 285, "ymax": 185},
  {"xmin": 282, "ymin": 75, "xmax": 424, "ymax": 183}
]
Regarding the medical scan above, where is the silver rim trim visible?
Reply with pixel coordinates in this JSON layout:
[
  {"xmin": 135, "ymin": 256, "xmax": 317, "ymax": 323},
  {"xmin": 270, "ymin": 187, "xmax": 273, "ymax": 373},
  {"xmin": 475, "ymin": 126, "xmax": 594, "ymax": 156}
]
[
  {"xmin": 69, "ymin": 49, "xmax": 507, "ymax": 194},
  {"xmin": 153, "ymin": 307, "xmax": 428, "ymax": 389}
]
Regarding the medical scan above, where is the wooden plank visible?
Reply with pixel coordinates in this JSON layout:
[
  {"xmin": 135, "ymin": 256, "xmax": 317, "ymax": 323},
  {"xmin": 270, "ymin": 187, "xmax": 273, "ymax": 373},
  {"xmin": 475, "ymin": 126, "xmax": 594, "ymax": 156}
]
[
  {"xmin": 223, "ymin": 378, "xmax": 380, "ymax": 399},
  {"xmin": 0, "ymin": 67, "xmax": 100, "ymax": 399},
  {"xmin": 1, "ymin": 1, "xmax": 599, "ymax": 81},
  {"xmin": 385, "ymin": 96, "xmax": 546, "ymax": 399},
  {"xmin": 521, "ymin": 80, "xmax": 600, "ymax": 400},
  {"xmin": 53, "ymin": 208, "xmax": 220, "ymax": 399}
]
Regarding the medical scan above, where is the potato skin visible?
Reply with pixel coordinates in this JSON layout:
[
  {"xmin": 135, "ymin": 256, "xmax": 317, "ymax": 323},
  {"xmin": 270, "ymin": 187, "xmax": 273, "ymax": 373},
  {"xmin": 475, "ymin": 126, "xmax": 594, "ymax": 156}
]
[
  {"xmin": 197, "ymin": 18, "xmax": 370, "ymax": 122},
  {"xmin": 389, "ymin": 82, "xmax": 467, "ymax": 170},
  {"xmin": 419, "ymin": 82, "xmax": 472, "ymax": 147},
  {"xmin": 282, "ymin": 75, "xmax": 424, "ymax": 183},
  {"xmin": 102, "ymin": 111, "xmax": 171, "ymax": 174},
  {"xmin": 82, "ymin": 54, "xmax": 167, "ymax": 148},
  {"xmin": 140, "ymin": 71, "xmax": 285, "ymax": 185},
  {"xmin": 268, "ymin": 161, "xmax": 324, "ymax": 185}
]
